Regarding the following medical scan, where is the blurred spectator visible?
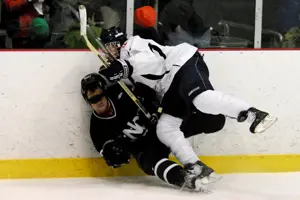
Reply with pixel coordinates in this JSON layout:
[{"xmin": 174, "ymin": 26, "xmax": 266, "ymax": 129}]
[
  {"xmin": 2, "ymin": 0, "xmax": 50, "ymax": 48},
  {"xmin": 78, "ymin": 0, "xmax": 126, "ymax": 29},
  {"xmin": 274, "ymin": 0, "xmax": 300, "ymax": 34},
  {"xmin": 282, "ymin": 26, "xmax": 300, "ymax": 48},
  {"xmin": 45, "ymin": 0, "xmax": 81, "ymax": 48},
  {"xmin": 99, "ymin": 4, "xmax": 121, "ymax": 29},
  {"xmin": 46, "ymin": 0, "xmax": 124, "ymax": 48},
  {"xmin": 135, "ymin": 6, "xmax": 156, "ymax": 28},
  {"xmin": 158, "ymin": 0, "xmax": 212, "ymax": 47},
  {"xmin": 133, "ymin": 5, "xmax": 164, "ymax": 44},
  {"xmin": 62, "ymin": 21, "xmax": 101, "ymax": 48}
]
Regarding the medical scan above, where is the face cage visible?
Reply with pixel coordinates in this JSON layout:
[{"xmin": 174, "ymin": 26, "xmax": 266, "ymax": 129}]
[{"xmin": 104, "ymin": 42, "xmax": 121, "ymax": 59}]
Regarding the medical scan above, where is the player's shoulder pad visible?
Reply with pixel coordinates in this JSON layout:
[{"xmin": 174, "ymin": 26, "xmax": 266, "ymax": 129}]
[{"xmin": 121, "ymin": 35, "xmax": 141, "ymax": 50}]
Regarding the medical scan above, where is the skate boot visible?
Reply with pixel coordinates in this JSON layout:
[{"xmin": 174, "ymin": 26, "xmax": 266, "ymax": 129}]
[
  {"xmin": 183, "ymin": 161, "xmax": 220, "ymax": 193},
  {"xmin": 196, "ymin": 161, "xmax": 221, "ymax": 185},
  {"xmin": 237, "ymin": 107, "xmax": 277, "ymax": 134}
]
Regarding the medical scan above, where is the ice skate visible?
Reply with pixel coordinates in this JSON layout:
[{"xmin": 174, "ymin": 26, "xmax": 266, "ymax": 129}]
[
  {"xmin": 237, "ymin": 107, "xmax": 277, "ymax": 134},
  {"xmin": 182, "ymin": 161, "xmax": 222, "ymax": 193}
]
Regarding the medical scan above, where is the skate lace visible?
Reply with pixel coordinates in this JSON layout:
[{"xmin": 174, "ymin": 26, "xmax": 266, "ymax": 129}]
[
  {"xmin": 190, "ymin": 165, "xmax": 203, "ymax": 176},
  {"xmin": 181, "ymin": 164, "xmax": 203, "ymax": 191},
  {"xmin": 247, "ymin": 111, "xmax": 256, "ymax": 123}
]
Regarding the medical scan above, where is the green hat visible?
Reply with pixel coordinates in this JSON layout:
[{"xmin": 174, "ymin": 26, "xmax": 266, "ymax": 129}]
[{"xmin": 29, "ymin": 17, "xmax": 49, "ymax": 39}]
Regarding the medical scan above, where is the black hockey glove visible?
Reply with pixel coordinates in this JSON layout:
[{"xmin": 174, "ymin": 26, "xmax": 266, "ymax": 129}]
[
  {"xmin": 148, "ymin": 113, "xmax": 159, "ymax": 126},
  {"xmin": 99, "ymin": 59, "xmax": 133, "ymax": 82},
  {"xmin": 122, "ymin": 114, "xmax": 149, "ymax": 141},
  {"xmin": 131, "ymin": 82, "xmax": 160, "ymax": 127},
  {"xmin": 102, "ymin": 139, "xmax": 130, "ymax": 168}
]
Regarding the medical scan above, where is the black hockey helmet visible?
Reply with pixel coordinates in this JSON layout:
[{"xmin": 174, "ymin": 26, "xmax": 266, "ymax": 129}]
[
  {"xmin": 81, "ymin": 73, "xmax": 107, "ymax": 101},
  {"xmin": 100, "ymin": 26, "xmax": 127, "ymax": 46}
]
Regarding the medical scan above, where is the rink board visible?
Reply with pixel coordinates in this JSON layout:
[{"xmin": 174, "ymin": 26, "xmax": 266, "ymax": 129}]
[
  {"xmin": 1, "ymin": 155, "xmax": 300, "ymax": 179},
  {"xmin": 1, "ymin": 49, "xmax": 300, "ymax": 179}
]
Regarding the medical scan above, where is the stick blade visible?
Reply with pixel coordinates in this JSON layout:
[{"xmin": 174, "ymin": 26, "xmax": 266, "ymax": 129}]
[{"xmin": 78, "ymin": 5, "xmax": 87, "ymax": 36}]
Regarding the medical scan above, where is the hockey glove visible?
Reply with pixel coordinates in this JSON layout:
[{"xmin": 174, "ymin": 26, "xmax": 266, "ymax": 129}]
[
  {"xmin": 138, "ymin": 110, "xmax": 159, "ymax": 130},
  {"xmin": 99, "ymin": 59, "xmax": 133, "ymax": 82},
  {"xmin": 148, "ymin": 113, "xmax": 159, "ymax": 126},
  {"xmin": 102, "ymin": 139, "xmax": 130, "ymax": 168}
]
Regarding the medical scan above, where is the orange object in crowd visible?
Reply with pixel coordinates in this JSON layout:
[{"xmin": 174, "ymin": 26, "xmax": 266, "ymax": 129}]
[
  {"xmin": 3, "ymin": 0, "xmax": 28, "ymax": 11},
  {"xmin": 135, "ymin": 6, "xmax": 156, "ymax": 28},
  {"xmin": 17, "ymin": 14, "xmax": 34, "ymax": 37}
]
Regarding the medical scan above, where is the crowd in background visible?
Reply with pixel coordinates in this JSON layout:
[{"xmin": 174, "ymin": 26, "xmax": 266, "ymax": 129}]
[{"xmin": 0, "ymin": 0, "xmax": 300, "ymax": 49}]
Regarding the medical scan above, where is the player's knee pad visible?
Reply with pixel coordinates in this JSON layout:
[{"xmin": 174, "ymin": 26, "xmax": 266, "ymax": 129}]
[
  {"xmin": 156, "ymin": 114, "xmax": 183, "ymax": 147},
  {"xmin": 156, "ymin": 114, "xmax": 199, "ymax": 165}
]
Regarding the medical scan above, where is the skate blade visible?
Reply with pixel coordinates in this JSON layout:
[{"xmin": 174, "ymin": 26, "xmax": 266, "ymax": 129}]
[
  {"xmin": 254, "ymin": 115, "xmax": 278, "ymax": 133},
  {"xmin": 200, "ymin": 173, "xmax": 223, "ymax": 185},
  {"xmin": 194, "ymin": 179, "xmax": 212, "ymax": 194},
  {"xmin": 197, "ymin": 187, "xmax": 212, "ymax": 194},
  {"xmin": 180, "ymin": 181, "xmax": 212, "ymax": 194}
]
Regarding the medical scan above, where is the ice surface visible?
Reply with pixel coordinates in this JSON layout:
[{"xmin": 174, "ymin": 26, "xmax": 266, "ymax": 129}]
[{"xmin": 0, "ymin": 172, "xmax": 300, "ymax": 200}]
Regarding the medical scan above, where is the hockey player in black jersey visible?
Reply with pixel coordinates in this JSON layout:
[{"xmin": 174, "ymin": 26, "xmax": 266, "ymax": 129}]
[
  {"xmin": 96, "ymin": 26, "xmax": 278, "ymax": 185},
  {"xmin": 81, "ymin": 73, "xmax": 225, "ymax": 192}
]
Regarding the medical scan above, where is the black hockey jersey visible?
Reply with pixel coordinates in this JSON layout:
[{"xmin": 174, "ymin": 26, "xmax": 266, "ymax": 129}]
[{"xmin": 89, "ymin": 83, "xmax": 159, "ymax": 153}]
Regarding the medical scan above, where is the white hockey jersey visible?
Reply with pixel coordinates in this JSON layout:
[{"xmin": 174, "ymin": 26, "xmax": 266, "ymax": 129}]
[{"xmin": 120, "ymin": 36, "xmax": 198, "ymax": 98}]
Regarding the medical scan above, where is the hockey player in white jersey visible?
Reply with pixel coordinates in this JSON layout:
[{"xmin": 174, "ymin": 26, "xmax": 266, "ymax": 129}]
[{"xmin": 98, "ymin": 26, "xmax": 277, "ymax": 185}]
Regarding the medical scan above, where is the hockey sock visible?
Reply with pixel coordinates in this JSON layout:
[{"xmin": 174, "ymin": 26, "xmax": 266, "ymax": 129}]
[
  {"xmin": 192, "ymin": 90, "xmax": 251, "ymax": 118},
  {"xmin": 157, "ymin": 114, "xmax": 199, "ymax": 165},
  {"xmin": 154, "ymin": 158, "xmax": 186, "ymax": 187}
]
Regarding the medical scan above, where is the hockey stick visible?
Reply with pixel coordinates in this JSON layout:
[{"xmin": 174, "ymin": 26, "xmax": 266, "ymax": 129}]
[
  {"xmin": 78, "ymin": 5, "xmax": 152, "ymax": 119},
  {"xmin": 85, "ymin": 23, "xmax": 147, "ymax": 91}
]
